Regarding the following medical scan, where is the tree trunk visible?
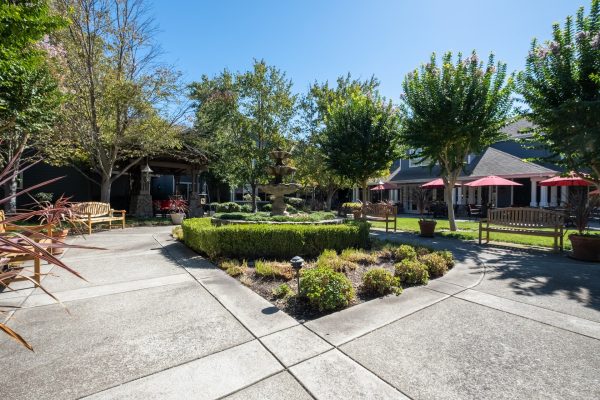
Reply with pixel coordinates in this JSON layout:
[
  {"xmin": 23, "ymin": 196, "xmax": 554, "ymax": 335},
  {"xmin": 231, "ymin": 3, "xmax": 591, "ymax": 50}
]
[
  {"xmin": 444, "ymin": 179, "xmax": 457, "ymax": 231},
  {"xmin": 3, "ymin": 176, "xmax": 18, "ymax": 213},
  {"xmin": 250, "ymin": 183, "xmax": 257, "ymax": 213},
  {"xmin": 361, "ymin": 180, "xmax": 369, "ymax": 203},
  {"xmin": 100, "ymin": 176, "xmax": 112, "ymax": 203},
  {"xmin": 325, "ymin": 187, "xmax": 337, "ymax": 211}
]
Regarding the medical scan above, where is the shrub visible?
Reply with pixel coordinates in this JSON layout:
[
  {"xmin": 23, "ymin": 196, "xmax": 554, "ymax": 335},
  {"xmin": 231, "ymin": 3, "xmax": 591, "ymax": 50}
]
[
  {"xmin": 172, "ymin": 225, "xmax": 183, "ymax": 241},
  {"xmin": 362, "ymin": 268, "xmax": 402, "ymax": 296},
  {"xmin": 216, "ymin": 202, "xmax": 242, "ymax": 213},
  {"xmin": 255, "ymin": 260, "xmax": 294, "ymax": 280},
  {"xmin": 394, "ymin": 244, "xmax": 417, "ymax": 261},
  {"xmin": 395, "ymin": 259, "xmax": 429, "ymax": 285},
  {"xmin": 214, "ymin": 211, "xmax": 336, "ymax": 222},
  {"xmin": 435, "ymin": 250, "xmax": 454, "ymax": 269},
  {"xmin": 272, "ymin": 283, "xmax": 294, "ymax": 298},
  {"xmin": 285, "ymin": 197, "xmax": 305, "ymax": 208},
  {"xmin": 342, "ymin": 202, "xmax": 362, "ymax": 211},
  {"xmin": 316, "ymin": 249, "xmax": 358, "ymax": 272},
  {"xmin": 222, "ymin": 259, "xmax": 247, "ymax": 277},
  {"xmin": 300, "ymin": 266, "xmax": 354, "ymax": 311},
  {"xmin": 183, "ymin": 218, "xmax": 370, "ymax": 259},
  {"xmin": 420, "ymin": 253, "xmax": 448, "ymax": 277},
  {"xmin": 243, "ymin": 193, "xmax": 252, "ymax": 201},
  {"xmin": 261, "ymin": 203, "xmax": 272, "ymax": 212},
  {"xmin": 415, "ymin": 246, "xmax": 432, "ymax": 257},
  {"xmin": 340, "ymin": 248, "xmax": 377, "ymax": 265},
  {"xmin": 240, "ymin": 204, "xmax": 252, "ymax": 213}
]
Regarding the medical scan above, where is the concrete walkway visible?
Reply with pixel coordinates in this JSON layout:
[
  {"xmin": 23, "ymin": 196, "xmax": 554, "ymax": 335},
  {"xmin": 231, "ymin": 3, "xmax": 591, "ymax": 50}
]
[{"xmin": 1, "ymin": 227, "xmax": 599, "ymax": 399}]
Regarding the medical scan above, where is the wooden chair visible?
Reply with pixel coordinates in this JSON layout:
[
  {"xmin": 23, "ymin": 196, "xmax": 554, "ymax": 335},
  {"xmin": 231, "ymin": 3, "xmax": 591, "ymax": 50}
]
[
  {"xmin": 71, "ymin": 202, "xmax": 126, "ymax": 234},
  {"xmin": 362, "ymin": 203, "xmax": 397, "ymax": 232},
  {"xmin": 0, "ymin": 210, "xmax": 54, "ymax": 286},
  {"xmin": 479, "ymin": 207, "xmax": 564, "ymax": 252}
]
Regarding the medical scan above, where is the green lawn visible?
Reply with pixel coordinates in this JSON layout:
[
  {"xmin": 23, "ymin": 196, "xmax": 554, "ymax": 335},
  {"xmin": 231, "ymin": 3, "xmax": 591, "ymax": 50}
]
[{"xmin": 371, "ymin": 216, "xmax": 584, "ymax": 250}]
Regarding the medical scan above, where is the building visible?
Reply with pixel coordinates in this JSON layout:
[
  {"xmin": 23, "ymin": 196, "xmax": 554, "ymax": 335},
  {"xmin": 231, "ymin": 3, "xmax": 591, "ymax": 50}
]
[{"xmin": 352, "ymin": 120, "xmax": 569, "ymax": 213}]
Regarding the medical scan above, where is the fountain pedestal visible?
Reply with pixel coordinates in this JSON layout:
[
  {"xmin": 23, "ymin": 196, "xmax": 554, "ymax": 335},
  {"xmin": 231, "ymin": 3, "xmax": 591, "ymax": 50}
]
[{"xmin": 259, "ymin": 150, "xmax": 300, "ymax": 216}]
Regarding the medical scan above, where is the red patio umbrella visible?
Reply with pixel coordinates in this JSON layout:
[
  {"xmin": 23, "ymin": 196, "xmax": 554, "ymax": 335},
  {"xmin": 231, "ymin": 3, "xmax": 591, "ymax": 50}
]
[
  {"xmin": 538, "ymin": 174, "xmax": 591, "ymax": 187},
  {"xmin": 590, "ymin": 189, "xmax": 600, "ymax": 196},
  {"xmin": 369, "ymin": 182, "xmax": 396, "ymax": 190},
  {"xmin": 464, "ymin": 176, "xmax": 522, "ymax": 187},
  {"xmin": 421, "ymin": 178, "xmax": 461, "ymax": 189}
]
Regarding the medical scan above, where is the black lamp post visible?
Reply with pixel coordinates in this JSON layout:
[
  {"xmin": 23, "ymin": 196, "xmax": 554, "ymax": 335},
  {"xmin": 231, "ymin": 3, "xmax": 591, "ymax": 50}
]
[{"xmin": 290, "ymin": 256, "xmax": 304, "ymax": 294}]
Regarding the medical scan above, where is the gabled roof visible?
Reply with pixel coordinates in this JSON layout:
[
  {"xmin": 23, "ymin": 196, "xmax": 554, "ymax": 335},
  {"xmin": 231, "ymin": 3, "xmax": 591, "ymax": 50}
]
[
  {"xmin": 468, "ymin": 147, "xmax": 556, "ymax": 178},
  {"xmin": 500, "ymin": 119, "xmax": 535, "ymax": 139}
]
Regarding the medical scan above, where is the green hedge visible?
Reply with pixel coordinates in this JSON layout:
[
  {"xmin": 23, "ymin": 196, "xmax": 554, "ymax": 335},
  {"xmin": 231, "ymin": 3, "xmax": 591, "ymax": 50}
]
[{"xmin": 182, "ymin": 218, "xmax": 370, "ymax": 259}]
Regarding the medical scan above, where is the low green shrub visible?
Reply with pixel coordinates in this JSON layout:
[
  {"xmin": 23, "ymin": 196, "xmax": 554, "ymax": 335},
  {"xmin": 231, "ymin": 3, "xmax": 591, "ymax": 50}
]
[
  {"xmin": 394, "ymin": 244, "xmax": 417, "ymax": 261},
  {"xmin": 240, "ymin": 204, "xmax": 252, "ymax": 213},
  {"xmin": 255, "ymin": 260, "xmax": 294, "ymax": 280},
  {"xmin": 415, "ymin": 246, "xmax": 433, "ymax": 257},
  {"xmin": 172, "ymin": 226, "xmax": 183, "ymax": 241},
  {"xmin": 183, "ymin": 218, "xmax": 370, "ymax": 259},
  {"xmin": 362, "ymin": 268, "xmax": 402, "ymax": 296},
  {"xmin": 316, "ymin": 249, "xmax": 358, "ymax": 272},
  {"xmin": 435, "ymin": 250, "xmax": 454, "ymax": 268},
  {"xmin": 285, "ymin": 197, "xmax": 305, "ymax": 208},
  {"xmin": 213, "ymin": 211, "xmax": 336, "ymax": 222},
  {"xmin": 300, "ymin": 266, "xmax": 354, "ymax": 311},
  {"xmin": 342, "ymin": 202, "xmax": 362, "ymax": 211},
  {"xmin": 286, "ymin": 205, "xmax": 298, "ymax": 214},
  {"xmin": 420, "ymin": 253, "xmax": 448, "ymax": 277},
  {"xmin": 261, "ymin": 203, "xmax": 272, "ymax": 212},
  {"xmin": 220, "ymin": 259, "xmax": 248, "ymax": 277},
  {"xmin": 272, "ymin": 283, "xmax": 294, "ymax": 298},
  {"xmin": 395, "ymin": 259, "xmax": 429, "ymax": 285},
  {"xmin": 216, "ymin": 202, "xmax": 242, "ymax": 213}
]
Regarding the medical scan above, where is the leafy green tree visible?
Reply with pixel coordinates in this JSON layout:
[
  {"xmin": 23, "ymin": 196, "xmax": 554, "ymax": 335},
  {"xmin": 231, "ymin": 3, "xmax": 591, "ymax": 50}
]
[
  {"xmin": 295, "ymin": 75, "xmax": 377, "ymax": 210},
  {"xmin": 401, "ymin": 51, "xmax": 514, "ymax": 231},
  {"xmin": 0, "ymin": 0, "xmax": 66, "ymax": 211},
  {"xmin": 518, "ymin": 0, "xmax": 600, "ymax": 189},
  {"xmin": 320, "ymin": 88, "xmax": 401, "ymax": 202},
  {"xmin": 52, "ymin": 0, "xmax": 184, "ymax": 202},
  {"xmin": 190, "ymin": 60, "xmax": 296, "ymax": 211}
]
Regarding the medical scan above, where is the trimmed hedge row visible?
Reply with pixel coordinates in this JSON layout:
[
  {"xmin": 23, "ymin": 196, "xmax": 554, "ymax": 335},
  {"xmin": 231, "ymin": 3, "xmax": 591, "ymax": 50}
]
[{"xmin": 182, "ymin": 218, "xmax": 370, "ymax": 259}]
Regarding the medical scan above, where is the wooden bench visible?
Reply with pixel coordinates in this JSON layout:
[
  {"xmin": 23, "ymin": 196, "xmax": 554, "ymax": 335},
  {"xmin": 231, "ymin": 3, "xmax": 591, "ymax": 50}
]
[
  {"xmin": 362, "ymin": 203, "xmax": 397, "ymax": 233},
  {"xmin": 0, "ymin": 210, "xmax": 54, "ymax": 286},
  {"xmin": 479, "ymin": 207, "xmax": 564, "ymax": 252},
  {"xmin": 71, "ymin": 202, "xmax": 126, "ymax": 235}
]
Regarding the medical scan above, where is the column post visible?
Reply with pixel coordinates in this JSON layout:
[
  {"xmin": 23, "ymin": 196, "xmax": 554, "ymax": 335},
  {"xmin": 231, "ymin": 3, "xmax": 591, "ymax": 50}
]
[
  {"xmin": 539, "ymin": 185, "xmax": 548, "ymax": 207},
  {"xmin": 549, "ymin": 186, "xmax": 558, "ymax": 207},
  {"xmin": 468, "ymin": 187, "xmax": 475, "ymax": 205},
  {"xmin": 457, "ymin": 186, "xmax": 464, "ymax": 205},
  {"xmin": 560, "ymin": 186, "xmax": 569, "ymax": 206},
  {"xmin": 477, "ymin": 187, "xmax": 482, "ymax": 205},
  {"xmin": 230, "ymin": 186, "xmax": 236, "ymax": 202},
  {"xmin": 530, "ymin": 178, "xmax": 538, "ymax": 207}
]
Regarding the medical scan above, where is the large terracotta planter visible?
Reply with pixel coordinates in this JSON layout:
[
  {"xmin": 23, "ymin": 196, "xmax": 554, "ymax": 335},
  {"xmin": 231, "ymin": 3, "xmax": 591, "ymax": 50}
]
[
  {"xmin": 52, "ymin": 228, "xmax": 70, "ymax": 255},
  {"xmin": 418, "ymin": 219, "xmax": 437, "ymax": 238},
  {"xmin": 569, "ymin": 234, "xmax": 600, "ymax": 262}
]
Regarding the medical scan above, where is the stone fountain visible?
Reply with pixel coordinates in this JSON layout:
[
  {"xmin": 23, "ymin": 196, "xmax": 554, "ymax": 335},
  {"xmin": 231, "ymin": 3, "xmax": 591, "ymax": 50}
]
[{"xmin": 259, "ymin": 149, "xmax": 300, "ymax": 215}]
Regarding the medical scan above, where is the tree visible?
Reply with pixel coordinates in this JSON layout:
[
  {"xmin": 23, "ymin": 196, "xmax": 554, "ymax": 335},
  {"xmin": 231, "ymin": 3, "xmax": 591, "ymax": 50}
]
[
  {"xmin": 0, "ymin": 0, "xmax": 66, "ymax": 211},
  {"xmin": 52, "ymin": 0, "xmax": 184, "ymax": 202},
  {"xmin": 518, "ymin": 0, "xmax": 600, "ymax": 190},
  {"xmin": 189, "ymin": 60, "xmax": 296, "ymax": 211},
  {"xmin": 295, "ymin": 75, "xmax": 378, "ymax": 210},
  {"xmin": 401, "ymin": 51, "xmax": 514, "ymax": 231},
  {"xmin": 320, "ymin": 88, "xmax": 401, "ymax": 202}
]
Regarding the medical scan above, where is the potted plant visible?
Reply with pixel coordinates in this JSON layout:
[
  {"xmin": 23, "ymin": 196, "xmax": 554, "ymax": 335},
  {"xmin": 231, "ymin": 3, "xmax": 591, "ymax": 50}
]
[
  {"xmin": 568, "ymin": 192, "xmax": 600, "ymax": 262},
  {"xmin": 342, "ymin": 202, "xmax": 363, "ymax": 220},
  {"xmin": 38, "ymin": 196, "xmax": 73, "ymax": 255},
  {"xmin": 169, "ymin": 198, "xmax": 188, "ymax": 225},
  {"xmin": 413, "ymin": 187, "xmax": 436, "ymax": 237}
]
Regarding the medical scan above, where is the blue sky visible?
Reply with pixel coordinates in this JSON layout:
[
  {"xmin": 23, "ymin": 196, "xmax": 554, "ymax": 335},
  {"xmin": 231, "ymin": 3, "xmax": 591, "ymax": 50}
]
[{"xmin": 152, "ymin": 0, "xmax": 585, "ymax": 101}]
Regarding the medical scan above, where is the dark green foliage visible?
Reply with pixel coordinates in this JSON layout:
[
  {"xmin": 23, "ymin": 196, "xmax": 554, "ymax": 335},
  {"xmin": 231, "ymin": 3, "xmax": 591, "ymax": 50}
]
[
  {"xmin": 261, "ymin": 203, "xmax": 273, "ymax": 212},
  {"xmin": 435, "ymin": 250, "xmax": 455, "ymax": 269},
  {"xmin": 518, "ymin": 0, "xmax": 600, "ymax": 187},
  {"xmin": 215, "ymin": 202, "xmax": 242, "ymax": 213},
  {"xmin": 182, "ymin": 218, "xmax": 370, "ymax": 259},
  {"xmin": 395, "ymin": 259, "xmax": 430, "ymax": 285},
  {"xmin": 213, "ymin": 211, "xmax": 336, "ymax": 222},
  {"xmin": 394, "ymin": 244, "xmax": 417, "ymax": 261},
  {"xmin": 300, "ymin": 266, "xmax": 354, "ymax": 311},
  {"xmin": 240, "ymin": 204, "xmax": 252, "ymax": 213},
  {"xmin": 362, "ymin": 268, "xmax": 402, "ymax": 296},
  {"xmin": 420, "ymin": 253, "xmax": 449, "ymax": 277},
  {"xmin": 285, "ymin": 197, "xmax": 305, "ymax": 208},
  {"xmin": 320, "ymin": 89, "xmax": 401, "ymax": 201}
]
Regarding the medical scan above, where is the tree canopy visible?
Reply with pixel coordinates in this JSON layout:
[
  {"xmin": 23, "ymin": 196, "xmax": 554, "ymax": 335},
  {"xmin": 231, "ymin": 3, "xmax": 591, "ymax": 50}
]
[
  {"xmin": 401, "ymin": 51, "xmax": 514, "ymax": 230},
  {"xmin": 518, "ymin": 0, "xmax": 600, "ymax": 188},
  {"xmin": 320, "ymin": 86, "xmax": 401, "ymax": 202}
]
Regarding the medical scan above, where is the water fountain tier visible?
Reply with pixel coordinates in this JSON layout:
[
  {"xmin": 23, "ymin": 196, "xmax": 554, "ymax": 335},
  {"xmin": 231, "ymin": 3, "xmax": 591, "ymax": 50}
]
[{"xmin": 259, "ymin": 149, "xmax": 300, "ymax": 215}]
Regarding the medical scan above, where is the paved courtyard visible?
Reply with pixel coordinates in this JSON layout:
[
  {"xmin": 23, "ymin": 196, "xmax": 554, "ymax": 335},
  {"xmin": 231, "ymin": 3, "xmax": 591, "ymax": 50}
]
[{"xmin": 1, "ymin": 227, "xmax": 599, "ymax": 399}]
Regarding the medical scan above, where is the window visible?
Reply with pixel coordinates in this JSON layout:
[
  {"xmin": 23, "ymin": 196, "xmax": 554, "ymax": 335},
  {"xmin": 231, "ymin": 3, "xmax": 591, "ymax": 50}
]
[{"xmin": 408, "ymin": 149, "xmax": 430, "ymax": 168}]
